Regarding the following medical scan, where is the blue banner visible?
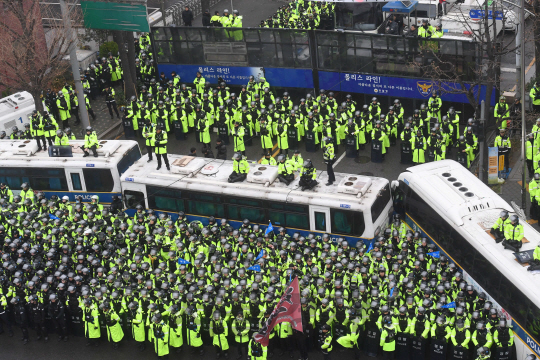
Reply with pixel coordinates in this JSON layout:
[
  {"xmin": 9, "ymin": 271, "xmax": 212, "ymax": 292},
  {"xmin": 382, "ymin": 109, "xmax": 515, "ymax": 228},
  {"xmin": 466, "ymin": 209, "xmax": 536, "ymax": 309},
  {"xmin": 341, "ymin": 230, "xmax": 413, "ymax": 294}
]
[
  {"xmin": 177, "ymin": 258, "xmax": 191, "ymax": 265},
  {"xmin": 441, "ymin": 302, "xmax": 456, "ymax": 309},
  {"xmin": 366, "ymin": 241, "xmax": 374, "ymax": 253},
  {"xmin": 157, "ymin": 64, "xmax": 314, "ymax": 89},
  {"xmin": 319, "ymin": 71, "xmax": 496, "ymax": 104},
  {"xmin": 427, "ymin": 251, "xmax": 440, "ymax": 258},
  {"xmin": 247, "ymin": 264, "xmax": 261, "ymax": 272},
  {"xmin": 265, "ymin": 221, "xmax": 274, "ymax": 236},
  {"xmin": 49, "ymin": 214, "xmax": 59, "ymax": 220},
  {"xmin": 255, "ymin": 250, "xmax": 264, "ymax": 261}
]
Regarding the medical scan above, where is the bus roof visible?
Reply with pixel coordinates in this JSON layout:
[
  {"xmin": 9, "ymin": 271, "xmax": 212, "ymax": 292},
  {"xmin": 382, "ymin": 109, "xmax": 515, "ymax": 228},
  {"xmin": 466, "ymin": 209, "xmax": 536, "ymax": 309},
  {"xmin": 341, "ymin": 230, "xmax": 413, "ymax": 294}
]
[
  {"xmin": 122, "ymin": 154, "xmax": 389, "ymax": 212},
  {"xmin": 0, "ymin": 140, "xmax": 139, "ymax": 168},
  {"xmin": 399, "ymin": 160, "xmax": 540, "ymax": 303}
]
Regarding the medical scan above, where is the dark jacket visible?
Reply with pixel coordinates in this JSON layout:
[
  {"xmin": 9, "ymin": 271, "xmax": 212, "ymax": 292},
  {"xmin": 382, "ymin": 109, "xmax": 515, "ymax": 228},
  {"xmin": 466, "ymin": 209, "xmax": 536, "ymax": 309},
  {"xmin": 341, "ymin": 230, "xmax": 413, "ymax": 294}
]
[
  {"xmin": 182, "ymin": 9, "xmax": 194, "ymax": 24},
  {"xmin": 216, "ymin": 144, "xmax": 227, "ymax": 160},
  {"xmin": 202, "ymin": 11, "xmax": 211, "ymax": 26}
]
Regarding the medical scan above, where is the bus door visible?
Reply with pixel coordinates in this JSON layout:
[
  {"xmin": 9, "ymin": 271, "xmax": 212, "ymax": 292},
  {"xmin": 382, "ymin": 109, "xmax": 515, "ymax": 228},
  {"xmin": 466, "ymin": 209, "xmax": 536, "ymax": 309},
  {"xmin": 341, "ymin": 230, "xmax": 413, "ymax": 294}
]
[
  {"xmin": 309, "ymin": 206, "xmax": 331, "ymax": 233},
  {"xmin": 66, "ymin": 168, "xmax": 86, "ymax": 193}
]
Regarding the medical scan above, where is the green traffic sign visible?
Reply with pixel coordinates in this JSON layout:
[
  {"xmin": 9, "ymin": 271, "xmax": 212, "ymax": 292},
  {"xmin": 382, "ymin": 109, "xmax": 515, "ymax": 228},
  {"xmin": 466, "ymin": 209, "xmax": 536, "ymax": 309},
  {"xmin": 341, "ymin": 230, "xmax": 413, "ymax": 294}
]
[{"xmin": 81, "ymin": 1, "xmax": 149, "ymax": 32}]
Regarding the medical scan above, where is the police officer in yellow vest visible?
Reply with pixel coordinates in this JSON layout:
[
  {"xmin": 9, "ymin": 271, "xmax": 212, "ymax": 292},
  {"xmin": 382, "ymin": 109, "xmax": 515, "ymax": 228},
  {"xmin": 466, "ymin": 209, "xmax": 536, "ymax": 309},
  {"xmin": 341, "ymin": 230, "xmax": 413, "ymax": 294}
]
[
  {"xmin": 529, "ymin": 83, "xmax": 540, "ymax": 113},
  {"xmin": 299, "ymin": 159, "xmax": 317, "ymax": 191},
  {"xmin": 323, "ymin": 136, "xmax": 336, "ymax": 186},
  {"xmin": 319, "ymin": 324, "xmax": 332, "ymax": 360},
  {"xmin": 502, "ymin": 215, "xmax": 524, "ymax": 252},
  {"xmin": 494, "ymin": 128, "xmax": 511, "ymax": 173},
  {"xmin": 152, "ymin": 124, "xmax": 170, "ymax": 171},
  {"xmin": 490, "ymin": 210, "xmax": 509, "ymax": 241},
  {"xmin": 228, "ymin": 152, "xmax": 249, "ymax": 183},
  {"xmin": 380, "ymin": 316, "xmax": 396, "ymax": 360},
  {"xmin": 277, "ymin": 154, "xmax": 295, "ymax": 185},
  {"xmin": 82, "ymin": 126, "xmax": 99, "ymax": 157},
  {"xmin": 54, "ymin": 129, "xmax": 70, "ymax": 146}
]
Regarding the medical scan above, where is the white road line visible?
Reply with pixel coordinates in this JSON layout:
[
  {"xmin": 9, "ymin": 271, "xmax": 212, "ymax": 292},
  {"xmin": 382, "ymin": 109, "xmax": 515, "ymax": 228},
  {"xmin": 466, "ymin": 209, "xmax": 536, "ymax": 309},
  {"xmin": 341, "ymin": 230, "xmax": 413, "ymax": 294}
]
[
  {"xmin": 333, "ymin": 151, "xmax": 347, "ymax": 168},
  {"xmin": 501, "ymin": 67, "xmax": 517, "ymax": 73}
]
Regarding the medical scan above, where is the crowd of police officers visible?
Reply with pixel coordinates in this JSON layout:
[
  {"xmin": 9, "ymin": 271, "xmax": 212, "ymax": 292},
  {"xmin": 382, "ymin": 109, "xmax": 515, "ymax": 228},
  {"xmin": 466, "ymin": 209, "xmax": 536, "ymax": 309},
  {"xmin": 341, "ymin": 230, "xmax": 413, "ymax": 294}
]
[{"xmin": 0, "ymin": 179, "xmax": 537, "ymax": 360}]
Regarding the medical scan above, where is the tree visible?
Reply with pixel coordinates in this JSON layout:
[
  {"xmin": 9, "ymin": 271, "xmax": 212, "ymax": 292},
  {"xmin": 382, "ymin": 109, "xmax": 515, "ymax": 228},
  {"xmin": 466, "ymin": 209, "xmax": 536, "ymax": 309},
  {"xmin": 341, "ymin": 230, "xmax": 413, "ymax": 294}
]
[
  {"xmin": 410, "ymin": 0, "xmax": 532, "ymax": 116},
  {"xmin": 0, "ymin": 0, "xmax": 78, "ymax": 110}
]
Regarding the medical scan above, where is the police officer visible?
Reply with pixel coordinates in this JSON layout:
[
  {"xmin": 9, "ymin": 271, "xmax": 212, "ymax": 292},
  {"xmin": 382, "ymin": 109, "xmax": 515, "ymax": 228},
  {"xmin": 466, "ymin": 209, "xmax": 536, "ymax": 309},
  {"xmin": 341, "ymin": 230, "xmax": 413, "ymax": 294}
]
[
  {"xmin": 152, "ymin": 124, "xmax": 170, "ymax": 171},
  {"xmin": 319, "ymin": 324, "xmax": 332, "ymax": 360},
  {"xmin": 103, "ymin": 86, "xmax": 120, "ymax": 119},
  {"xmin": 277, "ymin": 154, "xmax": 295, "ymax": 185},
  {"xmin": 228, "ymin": 152, "xmax": 249, "ymax": 183},
  {"xmin": 494, "ymin": 128, "xmax": 511, "ymax": 173},
  {"xmin": 232, "ymin": 310, "xmax": 250, "ymax": 359},
  {"xmin": 82, "ymin": 126, "xmax": 99, "ymax": 157},
  {"xmin": 502, "ymin": 215, "xmax": 524, "ymax": 252},
  {"xmin": 318, "ymin": 134, "xmax": 333, "ymax": 180},
  {"xmin": 299, "ymin": 159, "xmax": 317, "ymax": 191},
  {"xmin": 54, "ymin": 129, "xmax": 70, "ymax": 146},
  {"xmin": 530, "ymin": 83, "xmax": 540, "ymax": 113}
]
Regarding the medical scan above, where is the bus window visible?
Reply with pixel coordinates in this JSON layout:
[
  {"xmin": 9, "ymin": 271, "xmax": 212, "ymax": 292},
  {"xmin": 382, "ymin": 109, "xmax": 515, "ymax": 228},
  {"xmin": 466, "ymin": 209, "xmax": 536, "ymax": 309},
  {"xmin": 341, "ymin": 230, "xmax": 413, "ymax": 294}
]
[
  {"xmin": 153, "ymin": 196, "xmax": 184, "ymax": 212},
  {"xmin": 117, "ymin": 145, "xmax": 142, "ymax": 176},
  {"xmin": 0, "ymin": 167, "xmax": 29, "ymax": 189},
  {"xmin": 83, "ymin": 169, "xmax": 114, "ymax": 192},
  {"xmin": 228, "ymin": 205, "xmax": 266, "ymax": 223},
  {"xmin": 269, "ymin": 211, "xmax": 286, "ymax": 227},
  {"xmin": 31, "ymin": 168, "xmax": 68, "ymax": 191},
  {"xmin": 371, "ymin": 184, "xmax": 391, "ymax": 223},
  {"xmin": 70, "ymin": 173, "xmax": 83, "ymax": 191},
  {"xmin": 286, "ymin": 213, "xmax": 309, "ymax": 230},
  {"xmin": 331, "ymin": 209, "xmax": 365, "ymax": 236},
  {"xmin": 186, "ymin": 199, "xmax": 225, "ymax": 218},
  {"xmin": 314, "ymin": 212, "xmax": 326, "ymax": 231},
  {"xmin": 124, "ymin": 190, "xmax": 145, "ymax": 209}
]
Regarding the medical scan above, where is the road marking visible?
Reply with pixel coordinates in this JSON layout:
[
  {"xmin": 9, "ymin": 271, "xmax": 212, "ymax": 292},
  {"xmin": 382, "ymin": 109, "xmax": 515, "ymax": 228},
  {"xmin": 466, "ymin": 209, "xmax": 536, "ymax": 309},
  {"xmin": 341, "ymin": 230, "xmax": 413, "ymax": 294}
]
[
  {"xmin": 333, "ymin": 151, "xmax": 347, "ymax": 168},
  {"xmin": 501, "ymin": 67, "xmax": 516, "ymax": 73},
  {"xmin": 510, "ymin": 57, "xmax": 535, "ymax": 92}
]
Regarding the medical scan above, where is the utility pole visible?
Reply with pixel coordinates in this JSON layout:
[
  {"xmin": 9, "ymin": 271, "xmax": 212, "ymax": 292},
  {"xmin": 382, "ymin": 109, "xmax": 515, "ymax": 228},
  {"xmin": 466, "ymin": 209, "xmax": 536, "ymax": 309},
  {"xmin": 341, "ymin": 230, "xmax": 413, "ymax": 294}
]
[
  {"xmin": 516, "ymin": 1, "xmax": 522, "ymax": 96},
  {"xmin": 59, "ymin": 0, "xmax": 90, "ymax": 129},
  {"xmin": 160, "ymin": 0, "xmax": 167, "ymax": 26},
  {"xmin": 521, "ymin": 0, "xmax": 527, "ymax": 212}
]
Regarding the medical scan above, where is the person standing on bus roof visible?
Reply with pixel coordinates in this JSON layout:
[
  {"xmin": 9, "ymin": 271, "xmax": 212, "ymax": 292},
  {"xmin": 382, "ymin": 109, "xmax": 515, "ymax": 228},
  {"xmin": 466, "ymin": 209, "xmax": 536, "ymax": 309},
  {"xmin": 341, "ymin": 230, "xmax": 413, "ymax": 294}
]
[
  {"xmin": 82, "ymin": 126, "xmax": 99, "ymax": 158},
  {"xmin": 143, "ymin": 119, "xmax": 155, "ymax": 163},
  {"xmin": 502, "ymin": 215, "xmax": 524, "ymax": 252},
  {"xmin": 42, "ymin": 111, "xmax": 58, "ymax": 147},
  {"xmin": 323, "ymin": 136, "xmax": 335, "ymax": 186},
  {"xmin": 152, "ymin": 124, "xmax": 170, "ymax": 171},
  {"xmin": 30, "ymin": 110, "xmax": 47, "ymax": 151}
]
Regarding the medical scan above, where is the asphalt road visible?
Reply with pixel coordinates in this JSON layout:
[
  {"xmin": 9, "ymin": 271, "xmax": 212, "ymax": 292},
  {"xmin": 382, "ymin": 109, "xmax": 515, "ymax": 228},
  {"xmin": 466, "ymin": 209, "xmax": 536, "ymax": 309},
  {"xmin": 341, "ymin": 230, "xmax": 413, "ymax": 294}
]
[{"xmin": 0, "ymin": 329, "xmax": 370, "ymax": 360}]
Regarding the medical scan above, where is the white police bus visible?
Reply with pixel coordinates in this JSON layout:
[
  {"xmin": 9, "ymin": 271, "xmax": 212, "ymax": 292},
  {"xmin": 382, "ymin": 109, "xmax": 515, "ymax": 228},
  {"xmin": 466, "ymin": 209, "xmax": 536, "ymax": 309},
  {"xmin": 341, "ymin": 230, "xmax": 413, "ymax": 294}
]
[
  {"xmin": 392, "ymin": 160, "xmax": 540, "ymax": 360},
  {"xmin": 120, "ymin": 154, "xmax": 393, "ymax": 245},
  {"xmin": 0, "ymin": 139, "xmax": 141, "ymax": 203}
]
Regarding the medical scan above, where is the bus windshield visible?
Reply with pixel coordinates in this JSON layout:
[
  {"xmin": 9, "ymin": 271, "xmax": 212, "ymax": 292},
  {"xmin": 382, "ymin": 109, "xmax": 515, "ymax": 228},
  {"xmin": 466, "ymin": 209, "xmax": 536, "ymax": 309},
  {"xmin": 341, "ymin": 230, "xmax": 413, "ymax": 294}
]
[
  {"xmin": 335, "ymin": 3, "xmax": 384, "ymax": 31},
  {"xmin": 117, "ymin": 145, "xmax": 142, "ymax": 176}
]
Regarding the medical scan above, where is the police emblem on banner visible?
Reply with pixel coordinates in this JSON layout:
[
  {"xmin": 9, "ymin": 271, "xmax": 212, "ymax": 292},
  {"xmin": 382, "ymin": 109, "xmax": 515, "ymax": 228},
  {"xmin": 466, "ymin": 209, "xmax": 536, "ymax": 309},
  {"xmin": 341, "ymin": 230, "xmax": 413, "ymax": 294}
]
[{"xmin": 417, "ymin": 81, "xmax": 433, "ymax": 97}]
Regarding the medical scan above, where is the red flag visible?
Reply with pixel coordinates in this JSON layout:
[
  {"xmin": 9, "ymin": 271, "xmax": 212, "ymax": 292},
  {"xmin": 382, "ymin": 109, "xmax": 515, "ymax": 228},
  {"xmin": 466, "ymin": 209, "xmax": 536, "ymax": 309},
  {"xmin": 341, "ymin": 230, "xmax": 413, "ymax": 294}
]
[{"xmin": 254, "ymin": 276, "xmax": 303, "ymax": 346}]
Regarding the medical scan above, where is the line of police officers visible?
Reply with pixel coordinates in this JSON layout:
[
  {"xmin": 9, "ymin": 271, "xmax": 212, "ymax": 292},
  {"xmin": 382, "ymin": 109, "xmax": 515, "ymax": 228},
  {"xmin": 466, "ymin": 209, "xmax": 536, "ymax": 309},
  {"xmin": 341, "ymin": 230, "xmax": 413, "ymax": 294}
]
[{"xmin": 0, "ymin": 182, "xmax": 535, "ymax": 360}]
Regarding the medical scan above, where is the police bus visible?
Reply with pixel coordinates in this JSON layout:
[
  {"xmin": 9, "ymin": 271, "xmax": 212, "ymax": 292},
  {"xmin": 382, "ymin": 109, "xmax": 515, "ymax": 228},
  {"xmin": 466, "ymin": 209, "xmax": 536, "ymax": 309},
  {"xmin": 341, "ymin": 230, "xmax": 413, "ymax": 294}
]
[
  {"xmin": 392, "ymin": 160, "xmax": 540, "ymax": 360},
  {"xmin": 0, "ymin": 139, "xmax": 141, "ymax": 203},
  {"xmin": 120, "ymin": 154, "xmax": 393, "ymax": 244}
]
